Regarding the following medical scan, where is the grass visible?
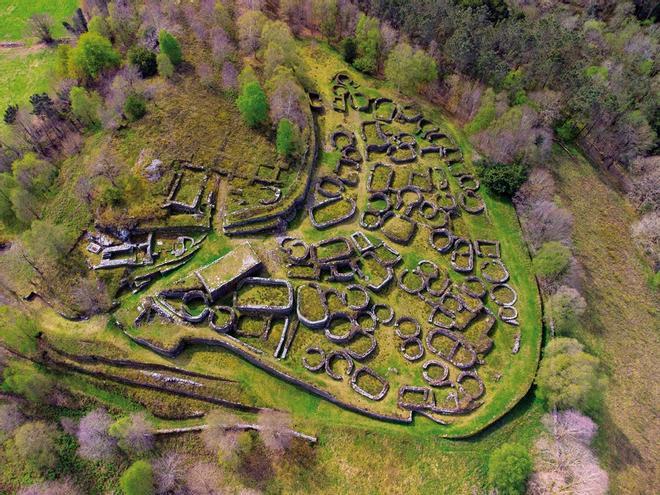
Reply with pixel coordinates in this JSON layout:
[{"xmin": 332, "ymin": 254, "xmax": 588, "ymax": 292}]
[
  {"xmin": 551, "ymin": 144, "xmax": 659, "ymax": 494},
  {"xmin": 0, "ymin": 0, "xmax": 78, "ymax": 41}
]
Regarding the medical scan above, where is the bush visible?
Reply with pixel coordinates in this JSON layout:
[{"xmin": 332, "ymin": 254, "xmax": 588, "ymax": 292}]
[
  {"xmin": 76, "ymin": 408, "xmax": 117, "ymax": 461},
  {"xmin": 158, "ymin": 30, "xmax": 182, "ymax": 66},
  {"xmin": 123, "ymin": 93, "xmax": 147, "ymax": 122},
  {"xmin": 488, "ymin": 443, "xmax": 533, "ymax": 495},
  {"xmin": 120, "ymin": 460, "xmax": 155, "ymax": 495},
  {"xmin": 128, "ymin": 47, "xmax": 157, "ymax": 78},
  {"xmin": 237, "ymin": 81, "xmax": 269, "ymax": 128},
  {"xmin": 276, "ymin": 118, "xmax": 300, "ymax": 159},
  {"xmin": 13, "ymin": 421, "xmax": 59, "ymax": 471},
  {"xmin": 533, "ymin": 241, "xmax": 572, "ymax": 280},
  {"xmin": 536, "ymin": 338, "xmax": 604, "ymax": 413},
  {"xmin": 476, "ymin": 159, "xmax": 528, "ymax": 197},
  {"xmin": 547, "ymin": 286, "xmax": 587, "ymax": 335},
  {"xmin": 2, "ymin": 361, "xmax": 53, "ymax": 403},
  {"xmin": 69, "ymin": 32, "xmax": 120, "ymax": 80},
  {"xmin": 70, "ymin": 87, "xmax": 101, "ymax": 129},
  {"xmin": 156, "ymin": 53, "xmax": 174, "ymax": 79},
  {"xmin": 342, "ymin": 37, "xmax": 357, "ymax": 64},
  {"xmin": 109, "ymin": 413, "xmax": 154, "ymax": 456}
]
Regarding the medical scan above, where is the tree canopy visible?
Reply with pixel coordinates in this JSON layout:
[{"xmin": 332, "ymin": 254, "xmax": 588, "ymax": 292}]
[
  {"xmin": 384, "ymin": 42, "xmax": 437, "ymax": 94},
  {"xmin": 69, "ymin": 32, "xmax": 120, "ymax": 80},
  {"xmin": 237, "ymin": 80, "xmax": 269, "ymax": 128},
  {"xmin": 488, "ymin": 443, "xmax": 533, "ymax": 495}
]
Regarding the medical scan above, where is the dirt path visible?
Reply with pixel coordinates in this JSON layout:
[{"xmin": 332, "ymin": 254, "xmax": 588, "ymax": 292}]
[{"xmin": 553, "ymin": 148, "xmax": 660, "ymax": 493}]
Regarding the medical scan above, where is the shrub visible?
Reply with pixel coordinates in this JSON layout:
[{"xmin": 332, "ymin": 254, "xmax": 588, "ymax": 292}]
[
  {"xmin": 276, "ymin": 119, "xmax": 300, "ymax": 159},
  {"xmin": 488, "ymin": 443, "xmax": 533, "ymax": 495},
  {"xmin": 18, "ymin": 478, "xmax": 82, "ymax": 495},
  {"xmin": 120, "ymin": 460, "xmax": 154, "ymax": 495},
  {"xmin": 547, "ymin": 286, "xmax": 587, "ymax": 335},
  {"xmin": 0, "ymin": 402, "xmax": 25, "ymax": 438},
  {"xmin": 69, "ymin": 32, "xmax": 120, "ymax": 80},
  {"xmin": 156, "ymin": 53, "xmax": 174, "ymax": 79},
  {"xmin": 533, "ymin": 241, "xmax": 572, "ymax": 280},
  {"xmin": 70, "ymin": 87, "xmax": 102, "ymax": 129},
  {"xmin": 237, "ymin": 81, "xmax": 269, "ymax": 128},
  {"xmin": 124, "ymin": 93, "xmax": 147, "ymax": 122},
  {"xmin": 476, "ymin": 159, "xmax": 528, "ymax": 197},
  {"xmin": 536, "ymin": 338, "xmax": 604, "ymax": 413},
  {"xmin": 109, "ymin": 413, "xmax": 154, "ymax": 456},
  {"xmin": 2, "ymin": 361, "xmax": 53, "ymax": 403},
  {"xmin": 465, "ymin": 88, "xmax": 497, "ymax": 134},
  {"xmin": 13, "ymin": 421, "xmax": 59, "ymax": 471},
  {"xmin": 28, "ymin": 14, "xmax": 54, "ymax": 44},
  {"xmin": 158, "ymin": 30, "xmax": 182, "ymax": 66},
  {"xmin": 342, "ymin": 37, "xmax": 357, "ymax": 63},
  {"xmin": 128, "ymin": 47, "xmax": 157, "ymax": 78},
  {"xmin": 76, "ymin": 408, "xmax": 117, "ymax": 461}
]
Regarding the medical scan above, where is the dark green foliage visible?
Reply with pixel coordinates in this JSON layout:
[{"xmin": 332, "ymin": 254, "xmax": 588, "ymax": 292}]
[
  {"xmin": 533, "ymin": 241, "xmax": 571, "ymax": 279},
  {"xmin": 1, "ymin": 361, "xmax": 54, "ymax": 403},
  {"xmin": 476, "ymin": 159, "xmax": 527, "ymax": 197},
  {"xmin": 353, "ymin": 14, "xmax": 381, "ymax": 74},
  {"xmin": 158, "ymin": 30, "xmax": 182, "ymax": 66},
  {"xmin": 487, "ymin": 443, "xmax": 532, "ymax": 495},
  {"xmin": 128, "ymin": 46, "xmax": 157, "ymax": 78},
  {"xmin": 276, "ymin": 119, "xmax": 300, "ymax": 159},
  {"xmin": 124, "ymin": 93, "xmax": 147, "ymax": 122},
  {"xmin": 69, "ymin": 31, "xmax": 120, "ymax": 80},
  {"xmin": 237, "ymin": 81, "xmax": 269, "ymax": 128},
  {"xmin": 536, "ymin": 338, "xmax": 604, "ymax": 413},
  {"xmin": 342, "ymin": 37, "xmax": 357, "ymax": 64},
  {"xmin": 120, "ymin": 460, "xmax": 155, "ymax": 495}
]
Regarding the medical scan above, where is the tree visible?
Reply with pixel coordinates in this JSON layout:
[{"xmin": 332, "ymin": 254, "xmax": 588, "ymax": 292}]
[
  {"xmin": 28, "ymin": 14, "xmax": 54, "ymax": 44},
  {"xmin": 87, "ymin": 15, "xmax": 111, "ymax": 38},
  {"xmin": 312, "ymin": 0, "xmax": 338, "ymax": 38},
  {"xmin": 547, "ymin": 286, "xmax": 587, "ymax": 335},
  {"xmin": 237, "ymin": 81, "xmax": 269, "ymax": 128},
  {"xmin": 124, "ymin": 93, "xmax": 147, "ymax": 122},
  {"xmin": 353, "ymin": 14, "xmax": 381, "ymax": 74},
  {"xmin": 70, "ymin": 87, "xmax": 101, "ymax": 128},
  {"xmin": 120, "ymin": 460, "xmax": 155, "ymax": 495},
  {"xmin": 0, "ymin": 402, "xmax": 25, "ymax": 438},
  {"xmin": 488, "ymin": 443, "xmax": 532, "ymax": 495},
  {"xmin": 152, "ymin": 452, "xmax": 187, "ymax": 495},
  {"xmin": 184, "ymin": 461, "xmax": 224, "ymax": 495},
  {"xmin": 13, "ymin": 421, "xmax": 59, "ymax": 471},
  {"xmin": 266, "ymin": 68, "xmax": 307, "ymax": 128},
  {"xmin": 384, "ymin": 42, "xmax": 437, "ymax": 94},
  {"xmin": 156, "ymin": 53, "xmax": 174, "ymax": 79},
  {"xmin": 276, "ymin": 119, "xmax": 300, "ymax": 159},
  {"xmin": 533, "ymin": 241, "xmax": 572, "ymax": 280},
  {"xmin": 158, "ymin": 30, "xmax": 182, "ymax": 65},
  {"xmin": 476, "ymin": 159, "xmax": 528, "ymax": 197},
  {"xmin": 11, "ymin": 153, "xmax": 56, "ymax": 195},
  {"xmin": 76, "ymin": 408, "xmax": 118, "ymax": 461},
  {"xmin": 69, "ymin": 32, "xmax": 120, "ymax": 80},
  {"xmin": 2, "ymin": 361, "xmax": 54, "ymax": 404},
  {"xmin": 536, "ymin": 338, "xmax": 604, "ymax": 412},
  {"xmin": 237, "ymin": 10, "xmax": 267, "ymax": 54},
  {"xmin": 221, "ymin": 62, "xmax": 238, "ymax": 90},
  {"xmin": 128, "ymin": 47, "xmax": 157, "ymax": 78},
  {"xmin": 109, "ymin": 412, "xmax": 154, "ymax": 456},
  {"xmin": 257, "ymin": 410, "xmax": 294, "ymax": 454},
  {"xmin": 342, "ymin": 37, "xmax": 357, "ymax": 64},
  {"xmin": 18, "ymin": 478, "xmax": 82, "ymax": 495},
  {"xmin": 201, "ymin": 410, "xmax": 241, "ymax": 461}
]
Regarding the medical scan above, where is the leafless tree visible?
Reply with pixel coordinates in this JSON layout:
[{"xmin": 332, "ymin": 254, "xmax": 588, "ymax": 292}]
[
  {"xmin": 257, "ymin": 410, "xmax": 294, "ymax": 455},
  {"xmin": 28, "ymin": 14, "xmax": 54, "ymax": 44},
  {"xmin": 221, "ymin": 62, "xmax": 238, "ymax": 90},
  {"xmin": 528, "ymin": 410, "xmax": 609, "ymax": 495},
  {"xmin": 18, "ymin": 478, "xmax": 82, "ymax": 495},
  {"xmin": 114, "ymin": 412, "xmax": 154, "ymax": 455},
  {"xmin": 513, "ymin": 167, "xmax": 556, "ymax": 213},
  {"xmin": 380, "ymin": 22, "xmax": 398, "ymax": 56},
  {"xmin": 69, "ymin": 275, "xmax": 114, "ymax": 316},
  {"xmin": 236, "ymin": 0, "xmax": 264, "ymax": 15},
  {"xmin": 268, "ymin": 76, "xmax": 307, "ymax": 129},
  {"xmin": 337, "ymin": 0, "xmax": 359, "ymax": 37},
  {"xmin": 0, "ymin": 402, "xmax": 25, "ymax": 436},
  {"xmin": 523, "ymin": 200, "xmax": 574, "ymax": 249},
  {"xmin": 237, "ymin": 10, "xmax": 266, "ymax": 54},
  {"xmin": 628, "ymin": 155, "xmax": 660, "ymax": 213},
  {"xmin": 76, "ymin": 408, "xmax": 118, "ymax": 461},
  {"xmin": 201, "ymin": 410, "xmax": 241, "ymax": 461},
  {"xmin": 185, "ymin": 461, "xmax": 225, "ymax": 495},
  {"xmin": 196, "ymin": 63, "xmax": 215, "ymax": 88},
  {"xmin": 632, "ymin": 211, "xmax": 660, "ymax": 270},
  {"xmin": 153, "ymin": 451, "xmax": 188, "ymax": 494},
  {"xmin": 210, "ymin": 27, "xmax": 234, "ymax": 65}
]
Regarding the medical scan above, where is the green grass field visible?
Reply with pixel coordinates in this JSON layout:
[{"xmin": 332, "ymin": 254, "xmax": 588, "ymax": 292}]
[
  {"xmin": 0, "ymin": 0, "xmax": 78, "ymax": 41},
  {"xmin": 0, "ymin": 46, "xmax": 57, "ymax": 114}
]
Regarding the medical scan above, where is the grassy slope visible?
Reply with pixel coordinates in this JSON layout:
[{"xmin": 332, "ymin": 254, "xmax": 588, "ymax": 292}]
[
  {"xmin": 552, "ymin": 145, "xmax": 659, "ymax": 494},
  {"xmin": 0, "ymin": 0, "xmax": 78, "ymax": 41}
]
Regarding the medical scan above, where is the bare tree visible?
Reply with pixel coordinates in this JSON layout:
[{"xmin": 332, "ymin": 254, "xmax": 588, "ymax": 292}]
[
  {"xmin": 267, "ymin": 75, "xmax": 307, "ymax": 129},
  {"xmin": 28, "ymin": 14, "xmax": 54, "ymax": 44},
  {"xmin": 210, "ymin": 27, "xmax": 234, "ymax": 65},
  {"xmin": 18, "ymin": 478, "xmax": 82, "ymax": 495},
  {"xmin": 185, "ymin": 461, "xmax": 225, "ymax": 495},
  {"xmin": 111, "ymin": 412, "xmax": 154, "ymax": 455},
  {"xmin": 201, "ymin": 410, "xmax": 241, "ymax": 461},
  {"xmin": 529, "ymin": 410, "xmax": 609, "ymax": 495},
  {"xmin": 0, "ymin": 402, "xmax": 25, "ymax": 436},
  {"xmin": 523, "ymin": 200, "xmax": 574, "ymax": 250},
  {"xmin": 628, "ymin": 155, "xmax": 660, "ymax": 213},
  {"xmin": 257, "ymin": 410, "xmax": 294, "ymax": 455},
  {"xmin": 632, "ymin": 211, "xmax": 660, "ymax": 270},
  {"xmin": 237, "ymin": 10, "xmax": 267, "ymax": 54},
  {"xmin": 76, "ymin": 408, "xmax": 118, "ymax": 461},
  {"xmin": 221, "ymin": 62, "xmax": 238, "ymax": 90},
  {"xmin": 153, "ymin": 451, "xmax": 188, "ymax": 494}
]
